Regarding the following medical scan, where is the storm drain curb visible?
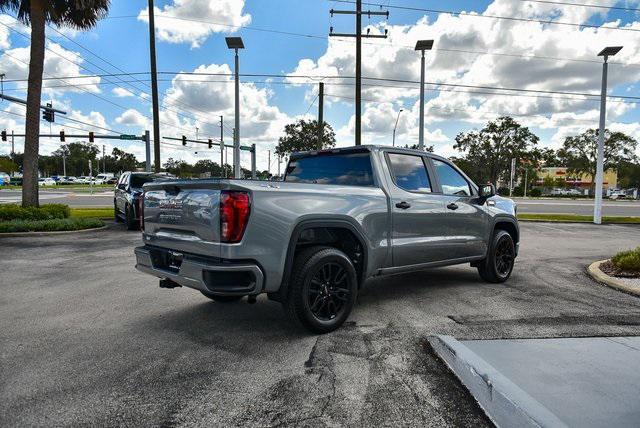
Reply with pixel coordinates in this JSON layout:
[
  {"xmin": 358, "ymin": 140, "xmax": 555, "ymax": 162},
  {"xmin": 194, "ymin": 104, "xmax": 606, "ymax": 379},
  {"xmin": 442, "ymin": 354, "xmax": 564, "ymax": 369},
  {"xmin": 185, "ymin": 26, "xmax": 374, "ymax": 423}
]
[{"xmin": 428, "ymin": 335, "xmax": 568, "ymax": 428}]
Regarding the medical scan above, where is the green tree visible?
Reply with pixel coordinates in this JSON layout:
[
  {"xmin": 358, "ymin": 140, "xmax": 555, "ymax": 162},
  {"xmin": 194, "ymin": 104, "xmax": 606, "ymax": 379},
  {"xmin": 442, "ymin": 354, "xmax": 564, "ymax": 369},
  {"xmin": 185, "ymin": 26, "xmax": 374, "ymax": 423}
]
[
  {"xmin": 557, "ymin": 129, "xmax": 638, "ymax": 192},
  {"xmin": 403, "ymin": 144, "xmax": 434, "ymax": 152},
  {"xmin": 453, "ymin": 116, "xmax": 541, "ymax": 187},
  {"xmin": 275, "ymin": 119, "xmax": 336, "ymax": 157},
  {"xmin": 52, "ymin": 142, "xmax": 100, "ymax": 176},
  {"xmin": 0, "ymin": 155, "xmax": 18, "ymax": 173},
  {"xmin": 0, "ymin": 0, "xmax": 110, "ymax": 206},
  {"xmin": 618, "ymin": 161, "xmax": 640, "ymax": 189}
]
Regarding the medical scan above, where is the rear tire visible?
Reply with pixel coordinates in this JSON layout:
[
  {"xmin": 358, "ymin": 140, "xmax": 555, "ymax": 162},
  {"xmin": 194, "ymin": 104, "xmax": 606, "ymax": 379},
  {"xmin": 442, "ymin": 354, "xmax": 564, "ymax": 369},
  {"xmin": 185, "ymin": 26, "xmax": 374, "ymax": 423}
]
[
  {"xmin": 283, "ymin": 246, "xmax": 358, "ymax": 334},
  {"xmin": 125, "ymin": 203, "xmax": 138, "ymax": 230},
  {"xmin": 200, "ymin": 291, "xmax": 244, "ymax": 303},
  {"xmin": 477, "ymin": 230, "xmax": 515, "ymax": 283}
]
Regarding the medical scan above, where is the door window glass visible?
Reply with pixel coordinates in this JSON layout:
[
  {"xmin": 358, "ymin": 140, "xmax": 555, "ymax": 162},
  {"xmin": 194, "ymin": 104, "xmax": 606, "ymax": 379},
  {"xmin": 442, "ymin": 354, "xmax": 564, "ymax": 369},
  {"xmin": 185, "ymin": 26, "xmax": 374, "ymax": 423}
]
[
  {"xmin": 432, "ymin": 159, "xmax": 471, "ymax": 196},
  {"xmin": 387, "ymin": 153, "xmax": 432, "ymax": 192}
]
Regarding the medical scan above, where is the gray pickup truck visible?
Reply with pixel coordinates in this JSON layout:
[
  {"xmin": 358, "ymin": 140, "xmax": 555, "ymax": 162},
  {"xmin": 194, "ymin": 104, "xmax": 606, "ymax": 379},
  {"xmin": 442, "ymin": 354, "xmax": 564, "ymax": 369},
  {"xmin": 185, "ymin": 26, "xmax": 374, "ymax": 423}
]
[{"xmin": 135, "ymin": 145, "xmax": 519, "ymax": 333}]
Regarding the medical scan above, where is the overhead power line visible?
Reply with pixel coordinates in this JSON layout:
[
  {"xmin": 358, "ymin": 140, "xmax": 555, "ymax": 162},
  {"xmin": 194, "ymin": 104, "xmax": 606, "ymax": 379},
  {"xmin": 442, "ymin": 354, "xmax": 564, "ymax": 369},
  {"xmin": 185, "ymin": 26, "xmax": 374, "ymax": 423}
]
[
  {"xmin": 331, "ymin": 0, "xmax": 640, "ymax": 33},
  {"xmin": 518, "ymin": 0, "xmax": 640, "ymax": 12},
  {"xmin": 118, "ymin": 12, "xmax": 640, "ymax": 67}
]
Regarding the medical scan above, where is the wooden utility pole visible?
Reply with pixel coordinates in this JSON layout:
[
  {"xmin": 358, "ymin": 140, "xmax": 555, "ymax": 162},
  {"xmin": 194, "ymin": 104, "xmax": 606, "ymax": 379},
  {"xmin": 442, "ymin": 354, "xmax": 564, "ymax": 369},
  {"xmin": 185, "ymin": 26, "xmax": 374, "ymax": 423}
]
[
  {"xmin": 147, "ymin": 0, "xmax": 161, "ymax": 172},
  {"xmin": 329, "ymin": 1, "xmax": 388, "ymax": 145},
  {"xmin": 318, "ymin": 82, "xmax": 324, "ymax": 144},
  {"xmin": 220, "ymin": 115, "xmax": 224, "ymax": 176}
]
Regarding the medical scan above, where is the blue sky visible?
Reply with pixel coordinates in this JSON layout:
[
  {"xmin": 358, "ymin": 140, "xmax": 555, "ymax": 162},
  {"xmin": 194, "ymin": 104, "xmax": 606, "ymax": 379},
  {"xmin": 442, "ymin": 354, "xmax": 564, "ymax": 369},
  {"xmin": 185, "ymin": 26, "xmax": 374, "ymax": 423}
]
[{"xmin": 0, "ymin": 0, "xmax": 639, "ymax": 171}]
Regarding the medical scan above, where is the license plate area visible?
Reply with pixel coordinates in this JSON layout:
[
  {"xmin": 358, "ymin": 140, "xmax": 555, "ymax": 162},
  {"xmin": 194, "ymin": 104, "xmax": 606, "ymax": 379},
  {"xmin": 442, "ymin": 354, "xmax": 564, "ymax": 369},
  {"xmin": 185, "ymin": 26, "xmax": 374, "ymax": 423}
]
[{"xmin": 150, "ymin": 249, "xmax": 184, "ymax": 273}]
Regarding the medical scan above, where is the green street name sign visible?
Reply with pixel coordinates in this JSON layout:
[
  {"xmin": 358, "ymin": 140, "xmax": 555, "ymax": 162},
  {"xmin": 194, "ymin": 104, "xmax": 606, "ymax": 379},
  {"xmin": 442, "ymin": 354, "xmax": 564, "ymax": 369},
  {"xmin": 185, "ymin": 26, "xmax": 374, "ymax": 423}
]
[{"xmin": 119, "ymin": 134, "xmax": 138, "ymax": 140}]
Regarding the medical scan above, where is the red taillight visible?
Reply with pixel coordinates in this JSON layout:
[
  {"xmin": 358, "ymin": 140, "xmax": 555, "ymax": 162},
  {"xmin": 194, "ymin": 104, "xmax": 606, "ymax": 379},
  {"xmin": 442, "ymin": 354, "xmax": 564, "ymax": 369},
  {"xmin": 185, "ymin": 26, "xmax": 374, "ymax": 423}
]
[
  {"xmin": 139, "ymin": 194, "xmax": 145, "ymax": 231},
  {"xmin": 220, "ymin": 190, "xmax": 251, "ymax": 243}
]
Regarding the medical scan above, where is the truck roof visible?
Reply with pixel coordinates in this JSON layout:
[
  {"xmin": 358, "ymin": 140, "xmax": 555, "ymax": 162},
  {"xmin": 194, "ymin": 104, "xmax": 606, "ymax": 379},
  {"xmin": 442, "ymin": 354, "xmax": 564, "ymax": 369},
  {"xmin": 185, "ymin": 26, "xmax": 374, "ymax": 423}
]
[{"xmin": 289, "ymin": 144, "xmax": 451, "ymax": 163}]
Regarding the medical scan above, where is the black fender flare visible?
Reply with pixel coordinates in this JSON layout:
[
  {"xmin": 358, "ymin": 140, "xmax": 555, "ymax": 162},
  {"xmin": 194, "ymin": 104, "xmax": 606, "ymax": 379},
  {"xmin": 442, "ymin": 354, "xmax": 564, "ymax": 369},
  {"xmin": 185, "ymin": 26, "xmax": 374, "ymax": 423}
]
[{"xmin": 277, "ymin": 218, "xmax": 370, "ymax": 300}]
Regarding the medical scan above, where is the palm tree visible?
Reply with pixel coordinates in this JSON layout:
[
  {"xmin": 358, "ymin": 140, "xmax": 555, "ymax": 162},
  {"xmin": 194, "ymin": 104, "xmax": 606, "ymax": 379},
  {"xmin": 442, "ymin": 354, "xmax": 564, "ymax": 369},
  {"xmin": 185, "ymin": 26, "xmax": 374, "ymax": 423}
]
[{"xmin": 0, "ymin": 0, "xmax": 110, "ymax": 207}]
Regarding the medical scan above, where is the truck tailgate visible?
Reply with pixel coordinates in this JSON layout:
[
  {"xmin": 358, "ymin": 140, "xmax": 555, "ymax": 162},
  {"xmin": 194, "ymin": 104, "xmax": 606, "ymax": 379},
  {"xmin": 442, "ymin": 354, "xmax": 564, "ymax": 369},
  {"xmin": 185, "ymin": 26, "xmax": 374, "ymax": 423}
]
[{"xmin": 142, "ymin": 180, "xmax": 222, "ymax": 257}]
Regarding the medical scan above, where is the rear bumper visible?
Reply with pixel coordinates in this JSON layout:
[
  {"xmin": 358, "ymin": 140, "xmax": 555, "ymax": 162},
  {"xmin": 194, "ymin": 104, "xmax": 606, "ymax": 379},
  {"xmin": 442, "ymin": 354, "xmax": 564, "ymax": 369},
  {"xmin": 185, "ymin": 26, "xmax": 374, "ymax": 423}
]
[{"xmin": 134, "ymin": 246, "xmax": 264, "ymax": 296}]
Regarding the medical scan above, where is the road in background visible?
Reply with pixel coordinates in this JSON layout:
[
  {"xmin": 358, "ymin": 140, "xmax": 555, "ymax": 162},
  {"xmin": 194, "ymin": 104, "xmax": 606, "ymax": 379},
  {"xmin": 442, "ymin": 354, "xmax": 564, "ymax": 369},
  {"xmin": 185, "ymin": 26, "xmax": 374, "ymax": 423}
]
[
  {"xmin": 0, "ymin": 189, "xmax": 113, "ymax": 207},
  {"xmin": 1, "ymin": 222, "xmax": 639, "ymax": 426},
  {"xmin": 2, "ymin": 189, "xmax": 639, "ymax": 216},
  {"xmin": 514, "ymin": 198, "xmax": 640, "ymax": 216}
]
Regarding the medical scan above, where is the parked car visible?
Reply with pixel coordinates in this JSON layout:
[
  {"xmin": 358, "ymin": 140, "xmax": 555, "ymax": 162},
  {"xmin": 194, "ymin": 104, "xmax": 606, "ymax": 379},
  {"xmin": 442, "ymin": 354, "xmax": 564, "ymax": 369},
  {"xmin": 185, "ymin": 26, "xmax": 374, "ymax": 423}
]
[
  {"xmin": 114, "ymin": 172, "xmax": 174, "ymax": 230},
  {"xmin": 38, "ymin": 178, "xmax": 57, "ymax": 186},
  {"xmin": 0, "ymin": 172, "xmax": 10, "ymax": 186},
  {"xmin": 96, "ymin": 173, "xmax": 115, "ymax": 182},
  {"xmin": 134, "ymin": 145, "xmax": 520, "ymax": 333},
  {"xmin": 106, "ymin": 177, "xmax": 118, "ymax": 185},
  {"xmin": 609, "ymin": 190, "xmax": 626, "ymax": 200},
  {"xmin": 565, "ymin": 188, "xmax": 582, "ymax": 196},
  {"xmin": 59, "ymin": 176, "xmax": 78, "ymax": 185}
]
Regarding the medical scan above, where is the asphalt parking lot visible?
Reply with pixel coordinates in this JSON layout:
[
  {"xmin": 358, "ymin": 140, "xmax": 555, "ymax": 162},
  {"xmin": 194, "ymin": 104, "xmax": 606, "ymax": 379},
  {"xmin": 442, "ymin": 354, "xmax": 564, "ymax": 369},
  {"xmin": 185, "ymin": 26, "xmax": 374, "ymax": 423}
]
[{"xmin": 1, "ymin": 222, "xmax": 640, "ymax": 426}]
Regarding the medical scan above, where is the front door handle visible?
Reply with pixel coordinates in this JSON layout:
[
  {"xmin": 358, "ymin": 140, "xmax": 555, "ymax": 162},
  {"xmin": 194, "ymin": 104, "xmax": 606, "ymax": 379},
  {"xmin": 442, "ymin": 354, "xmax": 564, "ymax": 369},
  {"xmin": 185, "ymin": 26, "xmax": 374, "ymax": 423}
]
[
  {"xmin": 447, "ymin": 202, "xmax": 459, "ymax": 210},
  {"xmin": 395, "ymin": 201, "xmax": 411, "ymax": 209}
]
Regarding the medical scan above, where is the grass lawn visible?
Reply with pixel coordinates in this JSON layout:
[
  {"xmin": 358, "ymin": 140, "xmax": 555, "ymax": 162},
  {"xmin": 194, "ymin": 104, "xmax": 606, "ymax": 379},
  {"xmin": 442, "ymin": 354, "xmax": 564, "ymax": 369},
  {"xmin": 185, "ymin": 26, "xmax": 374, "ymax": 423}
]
[
  {"xmin": 0, "ymin": 204, "xmax": 107, "ymax": 233},
  {"xmin": 70, "ymin": 207, "xmax": 114, "ymax": 219},
  {"xmin": 518, "ymin": 213, "xmax": 640, "ymax": 224}
]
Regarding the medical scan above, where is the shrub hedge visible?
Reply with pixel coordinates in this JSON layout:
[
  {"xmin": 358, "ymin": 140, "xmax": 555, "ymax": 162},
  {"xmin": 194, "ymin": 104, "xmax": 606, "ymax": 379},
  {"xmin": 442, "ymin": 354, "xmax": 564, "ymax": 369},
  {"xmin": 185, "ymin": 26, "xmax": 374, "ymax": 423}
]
[
  {"xmin": 0, "ymin": 204, "xmax": 70, "ymax": 221},
  {"xmin": 611, "ymin": 247, "xmax": 640, "ymax": 274},
  {"xmin": 0, "ymin": 217, "xmax": 103, "ymax": 233}
]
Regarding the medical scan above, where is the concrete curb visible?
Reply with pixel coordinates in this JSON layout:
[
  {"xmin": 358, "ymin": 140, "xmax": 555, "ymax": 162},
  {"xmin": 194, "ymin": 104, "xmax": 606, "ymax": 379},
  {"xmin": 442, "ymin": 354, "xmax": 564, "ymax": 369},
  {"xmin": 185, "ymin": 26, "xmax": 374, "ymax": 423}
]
[
  {"xmin": 428, "ymin": 335, "xmax": 568, "ymax": 428},
  {"xmin": 0, "ymin": 224, "xmax": 108, "ymax": 238},
  {"xmin": 587, "ymin": 260, "xmax": 640, "ymax": 297}
]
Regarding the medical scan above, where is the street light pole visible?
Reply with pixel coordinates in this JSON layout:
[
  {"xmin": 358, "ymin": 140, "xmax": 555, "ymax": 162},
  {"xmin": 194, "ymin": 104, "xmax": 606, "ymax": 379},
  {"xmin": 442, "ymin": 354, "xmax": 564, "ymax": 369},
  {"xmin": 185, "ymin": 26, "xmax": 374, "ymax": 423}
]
[
  {"xmin": 392, "ymin": 108, "xmax": 403, "ymax": 147},
  {"xmin": 147, "ymin": 0, "xmax": 161, "ymax": 173},
  {"xmin": 226, "ymin": 37, "xmax": 245, "ymax": 179},
  {"xmin": 415, "ymin": 40, "xmax": 434, "ymax": 151},
  {"xmin": 594, "ymin": 46, "xmax": 622, "ymax": 225}
]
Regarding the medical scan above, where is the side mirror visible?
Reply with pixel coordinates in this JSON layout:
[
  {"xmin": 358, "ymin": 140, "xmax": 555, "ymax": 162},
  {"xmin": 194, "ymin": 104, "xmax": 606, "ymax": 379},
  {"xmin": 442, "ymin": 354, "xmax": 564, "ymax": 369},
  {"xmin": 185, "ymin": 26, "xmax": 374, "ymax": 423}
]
[
  {"xmin": 478, "ymin": 183, "xmax": 496, "ymax": 199},
  {"xmin": 117, "ymin": 183, "xmax": 126, "ymax": 190}
]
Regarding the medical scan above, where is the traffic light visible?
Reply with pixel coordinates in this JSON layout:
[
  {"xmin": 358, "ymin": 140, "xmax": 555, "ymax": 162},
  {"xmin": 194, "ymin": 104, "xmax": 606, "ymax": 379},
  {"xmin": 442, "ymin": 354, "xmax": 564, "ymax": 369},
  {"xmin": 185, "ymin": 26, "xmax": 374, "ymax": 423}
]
[
  {"xmin": 182, "ymin": 135, "xmax": 186, "ymax": 146},
  {"xmin": 60, "ymin": 130, "xmax": 65, "ymax": 142},
  {"xmin": 88, "ymin": 131, "xmax": 94, "ymax": 143},
  {"xmin": 42, "ymin": 103, "xmax": 55, "ymax": 123},
  {"xmin": 1, "ymin": 130, "xmax": 6, "ymax": 142},
  {"xmin": 208, "ymin": 139, "xmax": 212, "ymax": 149}
]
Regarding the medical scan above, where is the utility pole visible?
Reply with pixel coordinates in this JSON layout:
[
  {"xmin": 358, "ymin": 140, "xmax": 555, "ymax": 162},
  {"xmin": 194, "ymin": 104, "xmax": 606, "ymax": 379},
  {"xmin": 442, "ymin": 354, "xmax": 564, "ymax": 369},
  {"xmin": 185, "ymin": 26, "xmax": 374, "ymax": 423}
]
[
  {"xmin": 102, "ymin": 145, "xmax": 106, "ymax": 174},
  {"xmin": 220, "ymin": 116, "xmax": 224, "ymax": 176},
  {"xmin": 62, "ymin": 152, "xmax": 66, "ymax": 177},
  {"xmin": 147, "ymin": 0, "xmax": 161, "ymax": 173},
  {"xmin": 509, "ymin": 158, "xmax": 516, "ymax": 197},
  {"xmin": 330, "ymin": 2, "xmax": 388, "ymax": 146},
  {"xmin": 318, "ymin": 82, "xmax": 324, "ymax": 145},
  {"xmin": 277, "ymin": 155, "xmax": 281, "ymax": 178},
  {"xmin": 226, "ymin": 37, "xmax": 245, "ymax": 178},
  {"xmin": 267, "ymin": 150, "xmax": 271, "ymax": 177},
  {"xmin": 10, "ymin": 130, "xmax": 14, "ymax": 157},
  {"xmin": 144, "ymin": 130, "xmax": 151, "ymax": 172}
]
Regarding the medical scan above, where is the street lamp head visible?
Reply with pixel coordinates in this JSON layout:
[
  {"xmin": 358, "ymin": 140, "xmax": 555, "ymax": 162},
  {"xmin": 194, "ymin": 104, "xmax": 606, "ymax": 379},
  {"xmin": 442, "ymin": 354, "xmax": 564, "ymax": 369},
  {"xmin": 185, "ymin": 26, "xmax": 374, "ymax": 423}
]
[
  {"xmin": 225, "ymin": 37, "xmax": 245, "ymax": 50},
  {"xmin": 415, "ymin": 39, "xmax": 434, "ymax": 51},
  {"xmin": 399, "ymin": 108, "xmax": 404, "ymax": 112},
  {"xmin": 598, "ymin": 46, "xmax": 622, "ymax": 57}
]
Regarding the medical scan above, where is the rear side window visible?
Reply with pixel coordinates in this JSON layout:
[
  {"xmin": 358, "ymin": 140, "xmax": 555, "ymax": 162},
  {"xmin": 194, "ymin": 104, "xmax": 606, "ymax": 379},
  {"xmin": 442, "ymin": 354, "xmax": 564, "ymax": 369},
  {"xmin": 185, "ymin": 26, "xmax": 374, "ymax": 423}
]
[
  {"xmin": 432, "ymin": 159, "xmax": 472, "ymax": 196},
  {"xmin": 387, "ymin": 153, "xmax": 432, "ymax": 192},
  {"xmin": 285, "ymin": 152, "xmax": 374, "ymax": 186}
]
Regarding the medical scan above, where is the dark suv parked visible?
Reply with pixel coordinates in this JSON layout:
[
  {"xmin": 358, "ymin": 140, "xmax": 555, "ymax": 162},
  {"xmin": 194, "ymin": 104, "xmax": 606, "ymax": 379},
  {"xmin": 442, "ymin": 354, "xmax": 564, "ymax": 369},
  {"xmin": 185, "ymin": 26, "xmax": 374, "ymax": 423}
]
[{"xmin": 114, "ymin": 172, "xmax": 173, "ymax": 229}]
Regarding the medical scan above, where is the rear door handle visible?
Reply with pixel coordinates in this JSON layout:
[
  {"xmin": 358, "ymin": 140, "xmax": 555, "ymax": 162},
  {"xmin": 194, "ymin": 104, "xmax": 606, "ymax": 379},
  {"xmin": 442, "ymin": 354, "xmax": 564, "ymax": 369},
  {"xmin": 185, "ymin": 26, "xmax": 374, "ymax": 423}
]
[
  {"xmin": 447, "ymin": 203, "xmax": 459, "ymax": 210},
  {"xmin": 395, "ymin": 201, "xmax": 411, "ymax": 209}
]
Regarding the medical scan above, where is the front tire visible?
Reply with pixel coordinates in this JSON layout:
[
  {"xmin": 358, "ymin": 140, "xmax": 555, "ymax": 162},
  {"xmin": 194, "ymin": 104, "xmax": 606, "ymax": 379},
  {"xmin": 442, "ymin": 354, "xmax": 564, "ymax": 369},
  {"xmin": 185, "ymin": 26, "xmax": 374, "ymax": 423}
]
[
  {"xmin": 114, "ymin": 201, "xmax": 122, "ymax": 223},
  {"xmin": 200, "ymin": 291, "xmax": 244, "ymax": 303},
  {"xmin": 283, "ymin": 246, "xmax": 358, "ymax": 334},
  {"xmin": 477, "ymin": 230, "xmax": 515, "ymax": 283}
]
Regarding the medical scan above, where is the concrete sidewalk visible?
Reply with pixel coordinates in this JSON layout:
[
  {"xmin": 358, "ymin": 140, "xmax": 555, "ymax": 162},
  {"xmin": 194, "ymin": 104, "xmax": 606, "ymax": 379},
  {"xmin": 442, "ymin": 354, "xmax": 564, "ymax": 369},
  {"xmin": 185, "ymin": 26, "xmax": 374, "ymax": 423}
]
[{"xmin": 430, "ymin": 336, "xmax": 640, "ymax": 428}]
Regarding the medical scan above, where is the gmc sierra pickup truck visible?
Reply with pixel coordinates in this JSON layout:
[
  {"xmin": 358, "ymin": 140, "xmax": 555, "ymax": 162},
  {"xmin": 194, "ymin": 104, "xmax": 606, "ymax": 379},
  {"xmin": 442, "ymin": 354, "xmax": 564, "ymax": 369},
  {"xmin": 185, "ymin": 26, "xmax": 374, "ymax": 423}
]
[{"xmin": 135, "ymin": 145, "xmax": 519, "ymax": 333}]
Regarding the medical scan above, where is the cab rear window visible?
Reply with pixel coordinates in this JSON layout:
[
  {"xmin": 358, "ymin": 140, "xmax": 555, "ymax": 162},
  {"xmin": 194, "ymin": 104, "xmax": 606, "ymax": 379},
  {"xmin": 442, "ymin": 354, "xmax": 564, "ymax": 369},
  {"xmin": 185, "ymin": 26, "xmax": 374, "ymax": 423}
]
[{"xmin": 285, "ymin": 152, "xmax": 374, "ymax": 186}]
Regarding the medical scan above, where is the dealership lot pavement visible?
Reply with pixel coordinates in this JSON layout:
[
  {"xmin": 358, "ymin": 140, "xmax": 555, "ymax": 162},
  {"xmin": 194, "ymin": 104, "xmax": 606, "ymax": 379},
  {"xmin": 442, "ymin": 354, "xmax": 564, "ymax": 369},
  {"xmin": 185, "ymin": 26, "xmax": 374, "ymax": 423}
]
[{"xmin": 1, "ymin": 222, "xmax": 640, "ymax": 426}]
